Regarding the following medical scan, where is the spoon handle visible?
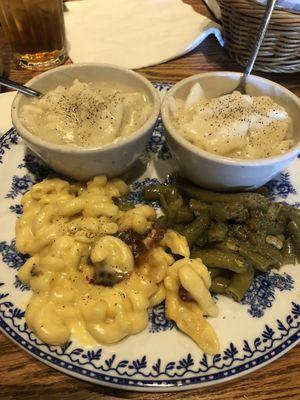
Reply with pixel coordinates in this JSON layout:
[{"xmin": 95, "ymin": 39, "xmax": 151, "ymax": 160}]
[
  {"xmin": 0, "ymin": 76, "xmax": 42, "ymax": 97},
  {"xmin": 242, "ymin": 0, "xmax": 277, "ymax": 83}
]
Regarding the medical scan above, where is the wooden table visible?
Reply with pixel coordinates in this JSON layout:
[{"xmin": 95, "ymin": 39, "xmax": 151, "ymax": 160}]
[{"xmin": 1, "ymin": 1, "xmax": 300, "ymax": 399}]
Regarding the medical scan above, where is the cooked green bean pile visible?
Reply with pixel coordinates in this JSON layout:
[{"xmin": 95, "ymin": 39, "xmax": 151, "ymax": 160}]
[{"xmin": 143, "ymin": 178, "xmax": 300, "ymax": 302}]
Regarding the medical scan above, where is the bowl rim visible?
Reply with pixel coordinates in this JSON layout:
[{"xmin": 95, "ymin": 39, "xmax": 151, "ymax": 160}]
[
  {"xmin": 161, "ymin": 71, "xmax": 300, "ymax": 167},
  {"xmin": 11, "ymin": 62, "xmax": 161, "ymax": 154}
]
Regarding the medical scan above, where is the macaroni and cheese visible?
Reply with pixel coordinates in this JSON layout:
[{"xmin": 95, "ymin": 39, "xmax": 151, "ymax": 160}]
[{"xmin": 16, "ymin": 176, "xmax": 219, "ymax": 354}]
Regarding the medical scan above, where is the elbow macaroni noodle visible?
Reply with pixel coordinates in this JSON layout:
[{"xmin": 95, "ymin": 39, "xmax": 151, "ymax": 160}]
[{"xmin": 16, "ymin": 176, "xmax": 219, "ymax": 354}]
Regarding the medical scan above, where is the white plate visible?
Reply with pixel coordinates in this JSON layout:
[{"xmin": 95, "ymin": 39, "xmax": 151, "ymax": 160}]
[
  {"xmin": 0, "ymin": 84, "xmax": 300, "ymax": 392},
  {"xmin": 0, "ymin": 91, "xmax": 16, "ymax": 134}
]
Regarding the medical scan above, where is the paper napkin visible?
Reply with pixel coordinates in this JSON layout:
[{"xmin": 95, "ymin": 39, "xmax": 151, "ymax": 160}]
[{"xmin": 64, "ymin": 0, "xmax": 223, "ymax": 69}]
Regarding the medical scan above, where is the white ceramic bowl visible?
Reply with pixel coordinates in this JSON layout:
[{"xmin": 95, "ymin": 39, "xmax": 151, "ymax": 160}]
[
  {"xmin": 12, "ymin": 63, "xmax": 160, "ymax": 180},
  {"xmin": 161, "ymin": 71, "xmax": 300, "ymax": 191}
]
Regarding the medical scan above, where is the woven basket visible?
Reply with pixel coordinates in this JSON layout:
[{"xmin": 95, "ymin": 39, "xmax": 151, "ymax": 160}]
[{"xmin": 220, "ymin": 0, "xmax": 300, "ymax": 73}]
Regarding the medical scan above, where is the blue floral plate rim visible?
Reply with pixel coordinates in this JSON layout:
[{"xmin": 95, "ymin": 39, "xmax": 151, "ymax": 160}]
[{"xmin": 0, "ymin": 302, "xmax": 299, "ymax": 391}]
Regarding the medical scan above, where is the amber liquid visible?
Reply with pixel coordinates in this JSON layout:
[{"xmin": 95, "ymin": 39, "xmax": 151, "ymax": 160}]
[{"xmin": 0, "ymin": 0, "xmax": 67, "ymax": 70}]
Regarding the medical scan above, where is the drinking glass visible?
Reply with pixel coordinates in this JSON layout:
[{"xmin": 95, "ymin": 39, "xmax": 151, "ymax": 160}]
[{"xmin": 0, "ymin": 0, "xmax": 67, "ymax": 70}]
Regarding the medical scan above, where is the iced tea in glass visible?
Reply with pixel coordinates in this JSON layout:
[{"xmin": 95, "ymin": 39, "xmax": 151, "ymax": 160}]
[{"xmin": 0, "ymin": 0, "xmax": 67, "ymax": 70}]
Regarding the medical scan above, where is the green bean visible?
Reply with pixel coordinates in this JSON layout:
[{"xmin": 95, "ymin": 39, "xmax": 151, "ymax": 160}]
[
  {"xmin": 177, "ymin": 179, "xmax": 269, "ymax": 210},
  {"xmin": 163, "ymin": 188, "xmax": 183, "ymax": 214},
  {"xmin": 235, "ymin": 240, "xmax": 280, "ymax": 271},
  {"xmin": 287, "ymin": 216, "xmax": 300, "ymax": 250},
  {"xmin": 208, "ymin": 223, "xmax": 228, "ymax": 242},
  {"xmin": 165, "ymin": 188, "xmax": 182, "ymax": 206},
  {"xmin": 114, "ymin": 198, "xmax": 134, "ymax": 211},
  {"xmin": 215, "ymin": 240, "xmax": 239, "ymax": 252},
  {"xmin": 229, "ymin": 224, "xmax": 249, "ymax": 241},
  {"xmin": 236, "ymin": 238, "xmax": 282, "ymax": 268},
  {"xmin": 280, "ymin": 204, "xmax": 300, "ymax": 220},
  {"xmin": 208, "ymin": 267, "xmax": 223, "ymax": 279},
  {"xmin": 166, "ymin": 198, "xmax": 182, "ymax": 227},
  {"xmin": 281, "ymin": 238, "xmax": 297, "ymax": 264},
  {"xmin": 181, "ymin": 211, "xmax": 210, "ymax": 247},
  {"xmin": 210, "ymin": 202, "xmax": 249, "ymax": 223},
  {"xmin": 189, "ymin": 199, "xmax": 210, "ymax": 214},
  {"xmin": 256, "ymin": 243, "xmax": 283, "ymax": 268},
  {"xmin": 191, "ymin": 249, "xmax": 249, "ymax": 273},
  {"xmin": 237, "ymin": 244, "xmax": 273, "ymax": 272},
  {"xmin": 175, "ymin": 207, "xmax": 194, "ymax": 223},
  {"xmin": 226, "ymin": 267, "xmax": 254, "ymax": 302},
  {"xmin": 247, "ymin": 211, "xmax": 286, "ymax": 235},
  {"xmin": 142, "ymin": 185, "xmax": 162, "ymax": 201},
  {"xmin": 291, "ymin": 207, "xmax": 300, "ymax": 217},
  {"xmin": 216, "ymin": 240, "xmax": 273, "ymax": 272},
  {"xmin": 266, "ymin": 219, "xmax": 287, "ymax": 235},
  {"xmin": 266, "ymin": 203, "xmax": 282, "ymax": 221},
  {"xmin": 247, "ymin": 231, "xmax": 267, "ymax": 247},
  {"xmin": 143, "ymin": 185, "xmax": 182, "ymax": 209},
  {"xmin": 142, "ymin": 185, "xmax": 172, "ymax": 201},
  {"xmin": 195, "ymin": 230, "xmax": 209, "ymax": 247},
  {"xmin": 210, "ymin": 276, "xmax": 230, "ymax": 294},
  {"xmin": 159, "ymin": 193, "xmax": 169, "ymax": 210},
  {"xmin": 246, "ymin": 210, "xmax": 266, "ymax": 232}
]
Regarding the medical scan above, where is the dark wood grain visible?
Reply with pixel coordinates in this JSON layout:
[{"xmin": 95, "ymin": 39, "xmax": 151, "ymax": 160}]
[{"xmin": 0, "ymin": 1, "xmax": 299, "ymax": 399}]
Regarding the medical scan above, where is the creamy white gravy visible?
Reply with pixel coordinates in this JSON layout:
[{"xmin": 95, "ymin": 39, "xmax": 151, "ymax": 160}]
[
  {"xmin": 170, "ymin": 84, "xmax": 293, "ymax": 159},
  {"xmin": 21, "ymin": 79, "xmax": 152, "ymax": 147}
]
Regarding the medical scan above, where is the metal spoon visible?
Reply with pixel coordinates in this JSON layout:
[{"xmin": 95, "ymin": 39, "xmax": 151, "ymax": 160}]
[
  {"xmin": 230, "ymin": 0, "xmax": 277, "ymax": 94},
  {"xmin": 0, "ymin": 76, "xmax": 42, "ymax": 97}
]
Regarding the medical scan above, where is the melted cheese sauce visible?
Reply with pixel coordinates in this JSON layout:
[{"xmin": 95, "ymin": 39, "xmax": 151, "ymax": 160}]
[{"xmin": 16, "ymin": 176, "xmax": 219, "ymax": 355}]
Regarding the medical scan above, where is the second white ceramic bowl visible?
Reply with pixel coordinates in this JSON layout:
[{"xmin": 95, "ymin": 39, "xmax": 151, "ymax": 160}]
[
  {"xmin": 12, "ymin": 63, "xmax": 160, "ymax": 180},
  {"xmin": 161, "ymin": 72, "xmax": 300, "ymax": 191}
]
